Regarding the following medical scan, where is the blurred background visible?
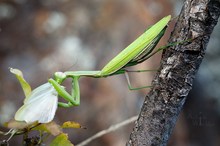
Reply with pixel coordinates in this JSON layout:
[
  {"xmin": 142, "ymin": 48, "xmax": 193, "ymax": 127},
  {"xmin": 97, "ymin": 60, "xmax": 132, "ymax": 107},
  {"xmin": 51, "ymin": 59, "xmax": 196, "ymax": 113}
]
[{"xmin": 0, "ymin": 0, "xmax": 220, "ymax": 145}]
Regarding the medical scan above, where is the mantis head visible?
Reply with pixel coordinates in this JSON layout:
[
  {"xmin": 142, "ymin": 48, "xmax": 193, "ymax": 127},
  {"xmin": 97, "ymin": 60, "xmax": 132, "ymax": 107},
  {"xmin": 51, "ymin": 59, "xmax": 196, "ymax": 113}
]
[{"xmin": 54, "ymin": 72, "xmax": 67, "ymax": 84}]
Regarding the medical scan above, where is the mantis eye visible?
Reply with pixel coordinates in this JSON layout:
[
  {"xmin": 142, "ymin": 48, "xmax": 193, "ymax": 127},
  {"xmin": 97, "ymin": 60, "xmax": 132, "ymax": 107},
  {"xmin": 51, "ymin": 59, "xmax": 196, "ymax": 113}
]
[{"xmin": 54, "ymin": 72, "xmax": 66, "ymax": 83}]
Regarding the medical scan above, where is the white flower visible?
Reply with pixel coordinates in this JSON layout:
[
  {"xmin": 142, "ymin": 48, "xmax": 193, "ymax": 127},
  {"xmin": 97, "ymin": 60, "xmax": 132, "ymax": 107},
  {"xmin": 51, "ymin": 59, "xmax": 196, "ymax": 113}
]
[{"xmin": 15, "ymin": 83, "xmax": 58, "ymax": 123}]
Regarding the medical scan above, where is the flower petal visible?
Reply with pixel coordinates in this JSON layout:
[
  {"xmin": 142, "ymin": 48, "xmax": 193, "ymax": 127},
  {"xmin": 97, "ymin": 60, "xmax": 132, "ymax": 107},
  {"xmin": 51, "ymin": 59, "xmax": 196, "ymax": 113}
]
[
  {"xmin": 10, "ymin": 68, "xmax": 32, "ymax": 99},
  {"xmin": 15, "ymin": 83, "xmax": 58, "ymax": 123}
]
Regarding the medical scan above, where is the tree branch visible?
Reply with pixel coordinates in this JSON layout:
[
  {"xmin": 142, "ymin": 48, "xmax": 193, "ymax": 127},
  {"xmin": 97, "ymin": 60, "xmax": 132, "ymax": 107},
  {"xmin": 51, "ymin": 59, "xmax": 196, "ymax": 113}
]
[{"xmin": 127, "ymin": 0, "xmax": 220, "ymax": 145}]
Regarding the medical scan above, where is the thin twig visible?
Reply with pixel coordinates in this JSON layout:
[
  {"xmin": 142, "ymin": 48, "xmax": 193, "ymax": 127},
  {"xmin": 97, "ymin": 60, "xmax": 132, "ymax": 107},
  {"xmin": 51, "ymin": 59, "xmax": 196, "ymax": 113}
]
[{"xmin": 76, "ymin": 115, "xmax": 138, "ymax": 146}]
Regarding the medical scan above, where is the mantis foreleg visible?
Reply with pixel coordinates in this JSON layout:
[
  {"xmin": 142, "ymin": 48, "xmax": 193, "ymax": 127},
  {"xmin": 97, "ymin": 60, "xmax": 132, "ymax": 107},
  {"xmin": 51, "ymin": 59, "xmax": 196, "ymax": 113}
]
[{"xmin": 48, "ymin": 76, "xmax": 80, "ymax": 108}]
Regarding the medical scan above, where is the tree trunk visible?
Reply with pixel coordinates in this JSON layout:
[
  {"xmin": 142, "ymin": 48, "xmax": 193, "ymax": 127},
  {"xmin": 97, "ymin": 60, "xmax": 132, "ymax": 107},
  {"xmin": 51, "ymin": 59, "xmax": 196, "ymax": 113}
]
[{"xmin": 127, "ymin": 0, "xmax": 220, "ymax": 145}]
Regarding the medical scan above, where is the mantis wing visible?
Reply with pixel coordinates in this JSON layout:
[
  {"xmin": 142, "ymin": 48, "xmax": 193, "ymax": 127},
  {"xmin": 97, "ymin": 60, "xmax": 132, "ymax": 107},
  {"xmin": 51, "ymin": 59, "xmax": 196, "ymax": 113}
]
[
  {"xmin": 15, "ymin": 83, "xmax": 58, "ymax": 123},
  {"xmin": 124, "ymin": 26, "xmax": 167, "ymax": 67},
  {"xmin": 100, "ymin": 15, "xmax": 171, "ymax": 76}
]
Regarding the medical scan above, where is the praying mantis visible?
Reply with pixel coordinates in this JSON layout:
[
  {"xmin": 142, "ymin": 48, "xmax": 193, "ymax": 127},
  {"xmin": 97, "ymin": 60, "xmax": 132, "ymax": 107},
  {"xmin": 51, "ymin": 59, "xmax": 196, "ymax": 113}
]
[
  {"xmin": 48, "ymin": 15, "xmax": 171, "ymax": 108},
  {"xmin": 14, "ymin": 15, "xmax": 171, "ymax": 123}
]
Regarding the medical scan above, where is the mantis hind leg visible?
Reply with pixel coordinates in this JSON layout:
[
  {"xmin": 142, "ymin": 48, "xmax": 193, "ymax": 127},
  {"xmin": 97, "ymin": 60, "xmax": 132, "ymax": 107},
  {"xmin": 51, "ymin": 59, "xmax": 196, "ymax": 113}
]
[{"xmin": 124, "ymin": 69, "xmax": 157, "ymax": 90}]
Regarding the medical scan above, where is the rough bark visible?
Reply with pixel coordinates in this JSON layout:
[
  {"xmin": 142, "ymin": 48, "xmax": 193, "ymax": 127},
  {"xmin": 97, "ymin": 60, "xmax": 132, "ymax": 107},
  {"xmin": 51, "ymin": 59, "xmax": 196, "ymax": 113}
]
[{"xmin": 127, "ymin": 0, "xmax": 220, "ymax": 146}]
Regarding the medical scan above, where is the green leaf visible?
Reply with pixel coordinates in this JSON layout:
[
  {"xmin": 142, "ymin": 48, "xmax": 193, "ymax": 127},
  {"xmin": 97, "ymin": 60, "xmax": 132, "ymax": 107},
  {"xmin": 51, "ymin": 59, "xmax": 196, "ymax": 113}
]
[
  {"xmin": 62, "ymin": 121, "xmax": 84, "ymax": 129},
  {"xmin": 50, "ymin": 133, "xmax": 74, "ymax": 146},
  {"xmin": 10, "ymin": 68, "xmax": 31, "ymax": 100}
]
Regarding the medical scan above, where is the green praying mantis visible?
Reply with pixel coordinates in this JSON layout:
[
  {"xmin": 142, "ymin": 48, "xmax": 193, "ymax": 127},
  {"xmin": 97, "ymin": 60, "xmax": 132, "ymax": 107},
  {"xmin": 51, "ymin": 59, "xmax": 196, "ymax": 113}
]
[
  {"xmin": 48, "ymin": 15, "xmax": 171, "ymax": 108},
  {"xmin": 14, "ymin": 15, "xmax": 171, "ymax": 123}
]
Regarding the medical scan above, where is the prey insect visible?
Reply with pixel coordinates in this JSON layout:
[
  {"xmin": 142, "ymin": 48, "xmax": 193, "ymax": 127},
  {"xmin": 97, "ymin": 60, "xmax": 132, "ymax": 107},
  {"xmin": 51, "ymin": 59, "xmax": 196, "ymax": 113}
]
[{"xmin": 48, "ymin": 15, "xmax": 171, "ymax": 108}]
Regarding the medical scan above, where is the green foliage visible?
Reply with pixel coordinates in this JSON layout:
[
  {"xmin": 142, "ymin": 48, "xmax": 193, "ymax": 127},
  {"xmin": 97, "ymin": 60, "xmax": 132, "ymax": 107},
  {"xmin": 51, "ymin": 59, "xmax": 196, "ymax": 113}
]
[
  {"xmin": 62, "ymin": 121, "xmax": 84, "ymax": 129},
  {"xmin": 50, "ymin": 133, "xmax": 73, "ymax": 146},
  {"xmin": 1, "ymin": 120, "xmax": 83, "ymax": 145}
]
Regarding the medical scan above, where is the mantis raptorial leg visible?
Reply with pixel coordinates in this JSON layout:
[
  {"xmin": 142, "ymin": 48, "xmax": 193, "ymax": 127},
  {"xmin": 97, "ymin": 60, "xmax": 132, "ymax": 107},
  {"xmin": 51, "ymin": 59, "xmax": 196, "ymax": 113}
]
[{"xmin": 49, "ymin": 76, "xmax": 80, "ymax": 107}]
